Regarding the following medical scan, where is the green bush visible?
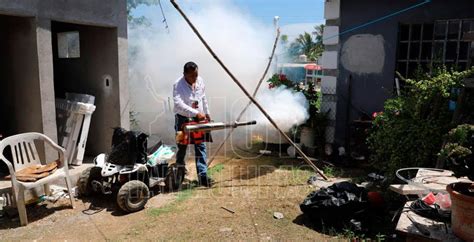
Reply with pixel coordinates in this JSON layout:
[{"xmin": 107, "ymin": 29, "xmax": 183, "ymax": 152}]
[
  {"xmin": 367, "ymin": 67, "xmax": 474, "ymax": 180},
  {"xmin": 439, "ymin": 124, "xmax": 474, "ymax": 180}
]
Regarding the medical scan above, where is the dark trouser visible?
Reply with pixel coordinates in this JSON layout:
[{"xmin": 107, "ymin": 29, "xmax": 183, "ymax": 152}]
[{"xmin": 175, "ymin": 114, "xmax": 208, "ymax": 177}]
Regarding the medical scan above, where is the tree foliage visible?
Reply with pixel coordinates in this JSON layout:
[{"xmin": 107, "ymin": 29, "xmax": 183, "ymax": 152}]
[
  {"xmin": 280, "ymin": 34, "xmax": 289, "ymax": 45},
  {"xmin": 368, "ymin": 67, "xmax": 474, "ymax": 180},
  {"xmin": 127, "ymin": 0, "xmax": 159, "ymax": 27},
  {"xmin": 286, "ymin": 24, "xmax": 325, "ymax": 61}
]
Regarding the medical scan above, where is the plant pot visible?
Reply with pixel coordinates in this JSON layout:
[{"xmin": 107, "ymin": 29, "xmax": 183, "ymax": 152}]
[
  {"xmin": 447, "ymin": 182, "xmax": 474, "ymax": 241},
  {"xmin": 300, "ymin": 126, "xmax": 315, "ymax": 148}
]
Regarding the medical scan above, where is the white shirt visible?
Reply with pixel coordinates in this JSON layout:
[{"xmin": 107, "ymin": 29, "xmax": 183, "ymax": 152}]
[{"xmin": 173, "ymin": 76, "xmax": 210, "ymax": 118}]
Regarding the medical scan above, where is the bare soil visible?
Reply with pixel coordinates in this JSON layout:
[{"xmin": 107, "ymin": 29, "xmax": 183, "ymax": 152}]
[{"xmin": 0, "ymin": 156, "xmax": 350, "ymax": 241}]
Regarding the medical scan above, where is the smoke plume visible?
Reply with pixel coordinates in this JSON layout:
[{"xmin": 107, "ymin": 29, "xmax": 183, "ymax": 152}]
[{"xmin": 128, "ymin": 1, "xmax": 309, "ymax": 146}]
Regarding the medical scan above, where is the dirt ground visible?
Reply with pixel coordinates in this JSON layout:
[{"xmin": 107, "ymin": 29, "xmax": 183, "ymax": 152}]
[{"xmin": 0, "ymin": 155, "xmax": 362, "ymax": 241}]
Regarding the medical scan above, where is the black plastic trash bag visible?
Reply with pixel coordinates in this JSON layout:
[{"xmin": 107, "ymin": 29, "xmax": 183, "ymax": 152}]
[
  {"xmin": 107, "ymin": 127, "xmax": 148, "ymax": 166},
  {"xmin": 300, "ymin": 181, "xmax": 368, "ymax": 229}
]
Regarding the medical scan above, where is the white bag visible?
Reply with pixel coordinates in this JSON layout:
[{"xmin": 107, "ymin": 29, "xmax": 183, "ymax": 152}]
[{"xmin": 147, "ymin": 145, "xmax": 176, "ymax": 166}]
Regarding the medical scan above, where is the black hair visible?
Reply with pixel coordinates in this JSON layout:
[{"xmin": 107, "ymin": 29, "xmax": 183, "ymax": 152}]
[{"xmin": 183, "ymin": 61, "xmax": 198, "ymax": 74}]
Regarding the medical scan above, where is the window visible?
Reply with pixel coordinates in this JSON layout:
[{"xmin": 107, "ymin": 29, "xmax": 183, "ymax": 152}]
[
  {"xmin": 57, "ymin": 31, "xmax": 80, "ymax": 58},
  {"xmin": 396, "ymin": 19, "xmax": 474, "ymax": 78}
]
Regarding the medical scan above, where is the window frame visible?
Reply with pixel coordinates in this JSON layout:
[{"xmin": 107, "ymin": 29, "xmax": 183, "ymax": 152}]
[{"xmin": 396, "ymin": 19, "xmax": 473, "ymax": 78}]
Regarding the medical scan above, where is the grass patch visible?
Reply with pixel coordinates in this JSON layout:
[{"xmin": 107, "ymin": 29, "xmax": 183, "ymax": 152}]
[
  {"xmin": 208, "ymin": 163, "xmax": 224, "ymax": 178},
  {"xmin": 147, "ymin": 205, "xmax": 175, "ymax": 217},
  {"xmin": 175, "ymin": 186, "xmax": 195, "ymax": 202},
  {"xmin": 147, "ymin": 185, "xmax": 197, "ymax": 217},
  {"xmin": 322, "ymin": 166, "xmax": 342, "ymax": 178},
  {"xmin": 321, "ymin": 227, "xmax": 387, "ymax": 242},
  {"xmin": 288, "ymin": 167, "xmax": 313, "ymax": 184}
]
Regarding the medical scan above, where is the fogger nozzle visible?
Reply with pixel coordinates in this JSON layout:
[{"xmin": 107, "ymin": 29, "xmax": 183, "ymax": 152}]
[{"xmin": 184, "ymin": 120, "xmax": 257, "ymax": 133}]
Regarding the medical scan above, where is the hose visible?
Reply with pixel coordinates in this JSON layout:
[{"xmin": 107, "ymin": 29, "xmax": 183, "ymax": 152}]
[{"xmin": 395, "ymin": 167, "xmax": 451, "ymax": 195}]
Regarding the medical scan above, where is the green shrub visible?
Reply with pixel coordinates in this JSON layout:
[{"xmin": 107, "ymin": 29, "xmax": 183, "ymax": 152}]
[
  {"xmin": 439, "ymin": 124, "xmax": 474, "ymax": 180},
  {"xmin": 367, "ymin": 67, "xmax": 474, "ymax": 180}
]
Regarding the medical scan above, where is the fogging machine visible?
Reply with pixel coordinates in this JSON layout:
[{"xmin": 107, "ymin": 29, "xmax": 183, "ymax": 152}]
[{"xmin": 176, "ymin": 120, "xmax": 257, "ymax": 145}]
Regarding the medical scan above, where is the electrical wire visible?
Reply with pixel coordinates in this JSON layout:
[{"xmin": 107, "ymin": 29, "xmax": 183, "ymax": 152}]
[
  {"xmin": 158, "ymin": 0, "xmax": 170, "ymax": 33},
  {"xmin": 395, "ymin": 167, "xmax": 450, "ymax": 194}
]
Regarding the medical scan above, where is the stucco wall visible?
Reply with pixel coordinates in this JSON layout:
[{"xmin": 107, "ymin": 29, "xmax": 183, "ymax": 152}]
[
  {"xmin": 335, "ymin": 0, "xmax": 474, "ymax": 144},
  {"xmin": 0, "ymin": 0, "xmax": 128, "ymax": 155},
  {"xmin": 0, "ymin": 0, "xmax": 126, "ymax": 35}
]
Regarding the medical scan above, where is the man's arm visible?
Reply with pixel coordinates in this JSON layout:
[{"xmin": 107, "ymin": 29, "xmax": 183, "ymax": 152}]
[
  {"xmin": 201, "ymin": 81, "xmax": 211, "ymax": 120},
  {"xmin": 173, "ymin": 83, "xmax": 199, "ymax": 117}
]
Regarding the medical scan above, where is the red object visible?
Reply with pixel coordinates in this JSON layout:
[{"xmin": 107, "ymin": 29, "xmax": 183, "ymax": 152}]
[
  {"xmin": 304, "ymin": 64, "xmax": 322, "ymax": 71},
  {"xmin": 372, "ymin": 111, "xmax": 384, "ymax": 119},
  {"xmin": 278, "ymin": 74, "xmax": 287, "ymax": 81},
  {"xmin": 422, "ymin": 192, "xmax": 436, "ymax": 205},
  {"xmin": 367, "ymin": 191, "xmax": 384, "ymax": 208},
  {"xmin": 180, "ymin": 120, "xmax": 208, "ymax": 145},
  {"xmin": 435, "ymin": 193, "xmax": 451, "ymax": 209}
]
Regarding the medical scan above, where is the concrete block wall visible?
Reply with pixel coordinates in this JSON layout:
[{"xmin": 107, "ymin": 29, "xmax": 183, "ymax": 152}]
[{"xmin": 321, "ymin": 0, "xmax": 341, "ymax": 144}]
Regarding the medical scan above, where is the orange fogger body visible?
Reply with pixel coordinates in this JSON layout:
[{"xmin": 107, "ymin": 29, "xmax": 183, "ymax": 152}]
[{"xmin": 176, "ymin": 120, "xmax": 257, "ymax": 145}]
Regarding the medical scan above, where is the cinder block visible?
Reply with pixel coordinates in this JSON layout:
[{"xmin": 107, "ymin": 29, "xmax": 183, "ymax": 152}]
[
  {"xmin": 325, "ymin": 126, "xmax": 336, "ymax": 143},
  {"xmin": 321, "ymin": 101, "xmax": 337, "ymax": 120},
  {"xmin": 324, "ymin": 0, "xmax": 340, "ymax": 20},
  {"xmin": 321, "ymin": 51, "xmax": 338, "ymax": 69},
  {"xmin": 323, "ymin": 26, "xmax": 339, "ymax": 45},
  {"xmin": 321, "ymin": 76, "xmax": 337, "ymax": 94}
]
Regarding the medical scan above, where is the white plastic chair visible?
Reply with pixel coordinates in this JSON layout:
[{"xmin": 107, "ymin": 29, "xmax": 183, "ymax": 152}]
[{"xmin": 0, "ymin": 132, "xmax": 75, "ymax": 226}]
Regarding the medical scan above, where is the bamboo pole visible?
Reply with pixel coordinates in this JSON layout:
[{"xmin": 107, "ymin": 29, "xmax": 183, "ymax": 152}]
[{"xmin": 170, "ymin": 0, "xmax": 328, "ymax": 180}]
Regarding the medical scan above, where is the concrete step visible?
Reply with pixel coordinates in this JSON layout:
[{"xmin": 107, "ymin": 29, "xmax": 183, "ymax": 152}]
[{"xmin": 0, "ymin": 163, "xmax": 93, "ymax": 207}]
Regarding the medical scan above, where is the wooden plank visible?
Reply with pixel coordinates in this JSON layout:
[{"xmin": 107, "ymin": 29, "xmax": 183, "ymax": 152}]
[
  {"xmin": 396, "ymin": 202, "xmax": 462, "ymax": 242},
  {"xmin": 390, "ymin": 169, "xmax": 471, "ymax": 195},
  {"xmin": 390, "ymin": 184, "xmax": 427, "ymax": 195}
]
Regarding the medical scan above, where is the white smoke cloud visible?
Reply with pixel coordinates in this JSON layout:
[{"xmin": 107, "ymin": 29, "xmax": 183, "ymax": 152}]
[{"xmin": 128, "ymin": 0, "xmax": 309, "ymax": 145}]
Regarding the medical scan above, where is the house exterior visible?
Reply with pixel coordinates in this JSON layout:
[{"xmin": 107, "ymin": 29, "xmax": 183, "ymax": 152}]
[
  {"xmin": 0, "ymin": 0, "xmax": 129, "ymax": 160},
  {"xmin": 320, "ymin": 0, "xmax": 474, "ymax": 147},
  {"xmin": 277, "ymin": 63, "xmax": 323, "ymax": 87}
]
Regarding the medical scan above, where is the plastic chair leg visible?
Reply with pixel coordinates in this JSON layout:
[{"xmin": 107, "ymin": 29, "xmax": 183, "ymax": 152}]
[
  {"xmin": 44, "ymin": 184, "xmax": 51, "ymax": 196},
  {"xmin": 65, "ymin": 177, "xmax": 75, "ymax": 208},
  {"xmin": 16, "ymin": 187, "xmax": 28, "ymax": 226}
]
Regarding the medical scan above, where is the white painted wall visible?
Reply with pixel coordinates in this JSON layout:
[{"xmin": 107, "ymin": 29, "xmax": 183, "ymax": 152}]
[
  {"xmin": 340, "ymin": 34, "xmax": 385, "ymax": 74},
  {"xmin": 321, "ymin": 51, "xmax": 338, "ymax": 69},
  {"xmin": 324, "ymin": 0, "xmax": 340, "ymax": 20},
  {"xmin": 323, "ymin": 26, "xmax": 339, "ymax": 45}
]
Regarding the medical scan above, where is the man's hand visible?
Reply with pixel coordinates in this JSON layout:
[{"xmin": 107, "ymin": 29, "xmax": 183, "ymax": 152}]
[
  {"xmin": 196, "ymin": 113, "xmax": 206, "ymax": 121},
  {"xmin": 205, "ymin": 114, "xmax": 211, "ymax": 121}
]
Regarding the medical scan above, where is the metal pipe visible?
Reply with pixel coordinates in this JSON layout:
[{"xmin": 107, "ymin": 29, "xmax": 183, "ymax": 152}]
[
  {"xmin": 184, "ymin": 121, "xmax": 257, "ymax": 132},
  {"xmin": 170, "ymin": 0, "xmax": 328, "ymax": 180}
]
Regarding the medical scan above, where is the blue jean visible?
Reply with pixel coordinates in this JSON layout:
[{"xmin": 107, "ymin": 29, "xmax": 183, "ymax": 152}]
[{"xmin": 175, "ymin": 114, "xmax": 208, "ymax": 177}]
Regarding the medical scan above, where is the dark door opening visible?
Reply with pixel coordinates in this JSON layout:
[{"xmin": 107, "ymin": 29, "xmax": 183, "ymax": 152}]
[
  {"xmin": 0, "ymin": 15, "xmax": 41, "ymax": 176},
  {"xmin": 51, "ymin": 21, "xmax": 121, "ymax": 156}
]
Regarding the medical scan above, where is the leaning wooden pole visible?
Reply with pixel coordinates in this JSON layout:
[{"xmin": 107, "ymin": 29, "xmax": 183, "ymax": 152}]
[
  {"xmin": 170, "ymin": 0, "xmax": 328, "ymax": 180},
  {"xmin": 207, "ymin": 29, "xmax": 280, "ymax": 167}
]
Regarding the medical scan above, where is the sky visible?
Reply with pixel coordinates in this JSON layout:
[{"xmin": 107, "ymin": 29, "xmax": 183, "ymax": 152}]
[{"xmin": 133, "ymin": 0, "xmax": 325, "ymax": 40}]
